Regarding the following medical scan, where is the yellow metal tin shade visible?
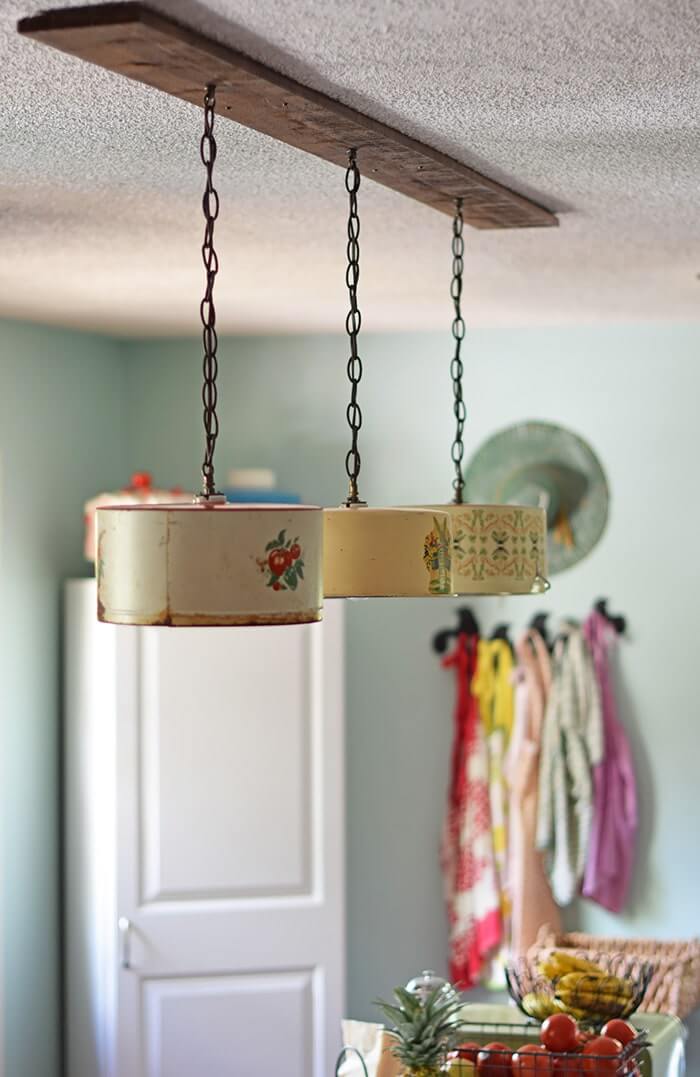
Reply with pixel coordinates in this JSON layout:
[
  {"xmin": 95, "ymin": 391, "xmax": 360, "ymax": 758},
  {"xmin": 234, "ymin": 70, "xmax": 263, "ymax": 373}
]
[
  {"xmin": 96, "ymin": 503, "xmax": 324, "ymax": 626},
  {"xmin": 422, "ymin": 503, "xmax": 549, "ymax": 595},
  {"xmin": 323, "ymin": 505, "xmax": 454, "ymax": 598}
]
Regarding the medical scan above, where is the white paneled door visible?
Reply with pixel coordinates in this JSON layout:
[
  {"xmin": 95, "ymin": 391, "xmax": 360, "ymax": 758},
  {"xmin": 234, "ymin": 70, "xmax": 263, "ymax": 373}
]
[{"xmin": 64, "ymin": 582, "xmax": 345, "ymax": 1077}]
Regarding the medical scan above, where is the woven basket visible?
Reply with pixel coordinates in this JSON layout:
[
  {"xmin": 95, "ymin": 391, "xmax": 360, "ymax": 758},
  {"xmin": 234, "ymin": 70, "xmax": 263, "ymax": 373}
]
[{"xmin": 530, "ymin": 926, "xmax": 700, "ymax": 1019}]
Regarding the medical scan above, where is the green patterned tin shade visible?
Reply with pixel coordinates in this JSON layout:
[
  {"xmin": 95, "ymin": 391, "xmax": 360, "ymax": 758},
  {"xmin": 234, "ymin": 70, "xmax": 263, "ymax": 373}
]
[
  {"xmin": 421, "ymin": 503, "xmax": 548, "ymax": 594},
  {"xmin": 464, "ymin": 421, "xmax": 610, "ymax": 575}
]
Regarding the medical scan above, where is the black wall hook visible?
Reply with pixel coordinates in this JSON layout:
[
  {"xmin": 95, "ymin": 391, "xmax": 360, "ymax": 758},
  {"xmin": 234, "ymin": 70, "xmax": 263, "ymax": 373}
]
[
  {"xmin": 594, "ymin": 597, "xmax": 627, "ymax": 635},
  {"xmin": 529, "ymin": 611, "xmax": 553, "ymax": 650},
  {"xmin": 491, "ymin": 622, "xmax": 513, "ymax": 650},
  {"xmin": 432, "ymin": 606, "xmax": 480, "ymax": 654}
]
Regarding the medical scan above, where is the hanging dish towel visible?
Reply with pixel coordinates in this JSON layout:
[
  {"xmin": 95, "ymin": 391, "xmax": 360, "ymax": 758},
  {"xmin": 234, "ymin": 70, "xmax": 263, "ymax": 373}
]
[
  {"xmin": 504, "ymin": 661, "xmax": 529, "ymax": 902},
  {"xmin": 582, "ymin": 609, "xmax": 638, "ymax": 911},
  {"xmin": 441, "ymin": 633, "xmax": 502, "ymax": 988},
  {"xmin": 505, "ymin": 630, "xmax": 562, "ymax": 953},
  {"xmin": 472, "ymin": 639, "xmax": 514, "ymax": 963},
  {"xmin": 536, "ymin": 625, "xmax": 603, "ymax": 906}
]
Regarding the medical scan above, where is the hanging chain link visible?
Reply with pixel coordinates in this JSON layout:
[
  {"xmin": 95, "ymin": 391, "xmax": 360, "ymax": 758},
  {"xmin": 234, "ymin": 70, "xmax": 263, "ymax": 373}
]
[
  {"xmin": 449, "ymin": 199, "xmax": 466, "ymax": 503},
  {"xmin": 343, "ymin": 148, "xmax": 365, "ymax": 506},
  {"xmin": 199, "ymin": 84, "xmax": 221, "ymax": 500}
]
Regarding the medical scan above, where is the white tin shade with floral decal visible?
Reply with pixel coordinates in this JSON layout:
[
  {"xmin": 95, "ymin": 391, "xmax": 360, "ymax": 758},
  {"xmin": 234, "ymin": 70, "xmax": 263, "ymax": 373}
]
[
  {"xmin": 96, "ymin": 503, "xmax": 323, "ymax": 626},
  {"xmin": 94, "ymin": 90, "xmax": 326, "ymax": 629}
]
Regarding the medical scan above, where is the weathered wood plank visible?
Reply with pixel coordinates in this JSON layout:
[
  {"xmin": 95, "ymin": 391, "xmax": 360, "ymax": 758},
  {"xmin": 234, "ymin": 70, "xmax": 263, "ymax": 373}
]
[{"xmin": 18, "ymin": 2, "xmax": 558, "ymax": 229}]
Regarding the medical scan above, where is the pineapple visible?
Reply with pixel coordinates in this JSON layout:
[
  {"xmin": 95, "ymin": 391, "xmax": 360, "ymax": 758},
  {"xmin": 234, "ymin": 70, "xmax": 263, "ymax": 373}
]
[{"xmin": 375, "ymin": 985, "xmax": 465, "ymax": 1077}]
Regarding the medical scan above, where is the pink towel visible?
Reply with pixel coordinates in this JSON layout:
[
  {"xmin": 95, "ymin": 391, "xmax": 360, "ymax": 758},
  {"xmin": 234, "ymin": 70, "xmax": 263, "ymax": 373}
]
[
  {"xmin": 506, "ymin": 630, "xmax": 562, "ymax": 953},
  {"xmin": 582, "ymin": 610, "xmax": 638, "ymax": 912}
]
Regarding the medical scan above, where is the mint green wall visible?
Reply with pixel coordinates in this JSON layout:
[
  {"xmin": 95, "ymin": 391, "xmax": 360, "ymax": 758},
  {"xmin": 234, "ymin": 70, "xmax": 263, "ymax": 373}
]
[
  {"xmin": 2, "ymin": 322, "xmax": 699, "ymax": 1076},
  {"xmin": 0, "ymin": 322, "xmax": 125, "ymax": 1077},
  {"xmin": 122, "ymin": 325, "xmax": 700, "ymax": 1031}
]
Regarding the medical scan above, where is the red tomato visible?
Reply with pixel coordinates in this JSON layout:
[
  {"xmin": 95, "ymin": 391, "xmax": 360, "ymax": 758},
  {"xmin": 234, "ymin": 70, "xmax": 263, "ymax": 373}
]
[
  {"xmin": 600, "ymin": 1020, "xmax": 636, "ymax": 1047},
  {"xmin": 456, "ymin": 1042, "xmax": 482, "ymax": 1063},
  {"xmin": 289, "ymin": 543, "xmax": 301, "ymax": 561},
  {"xmin": 582, "ymin": 1037, "xmax": 623, "ymax": 1075},
  {"xmin": 576, "ymin": 1030, "xmax": 596, "ymax": 1048},
  {"xmin": 540, "ymin": 1014, "xmax": 579, "ymax": 1054},
  {"xmin": 477, "ymin": 1042, "xmax": 513, "ymax": 1076},
  {"xmin": 511, "ymin": 1044, "xmax": 553, "ymax": 1072},
  {"xmin": 552, "ymin": 1058, "xmax": 583, "ymax": 1074}
]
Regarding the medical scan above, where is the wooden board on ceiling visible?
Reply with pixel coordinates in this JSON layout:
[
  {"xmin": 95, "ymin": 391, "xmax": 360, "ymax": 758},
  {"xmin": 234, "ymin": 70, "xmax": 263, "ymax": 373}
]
[{"xmin": 18, "ymin": 2, "xmax": 558, "ymax": 230}]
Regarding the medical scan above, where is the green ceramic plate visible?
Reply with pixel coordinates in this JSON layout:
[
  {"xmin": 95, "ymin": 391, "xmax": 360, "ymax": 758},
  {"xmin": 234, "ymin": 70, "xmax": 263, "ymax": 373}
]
[{"xmin": 464, "ymin": 420, "xmax": 610, "ymax": 575}]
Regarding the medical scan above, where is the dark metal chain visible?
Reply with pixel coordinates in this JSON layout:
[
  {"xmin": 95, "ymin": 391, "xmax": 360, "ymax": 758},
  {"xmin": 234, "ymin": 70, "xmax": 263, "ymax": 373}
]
[
  {"xmin": 344, "ymin": 148, "xmax": 365, "ymax": 506},
  {"xmin": 199, "ymin": 84, "xmax": 221, "ymax": 499},
  {"xmin": 450, "ymin": 199, "xmax": 466, "ymax": 503}
]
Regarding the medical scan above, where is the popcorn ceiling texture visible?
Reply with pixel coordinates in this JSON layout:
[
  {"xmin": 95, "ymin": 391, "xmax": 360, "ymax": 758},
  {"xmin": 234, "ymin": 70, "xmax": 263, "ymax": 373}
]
[{"xmin": 1, "ymin": 0, "xmax": 699, "ymax": 335}]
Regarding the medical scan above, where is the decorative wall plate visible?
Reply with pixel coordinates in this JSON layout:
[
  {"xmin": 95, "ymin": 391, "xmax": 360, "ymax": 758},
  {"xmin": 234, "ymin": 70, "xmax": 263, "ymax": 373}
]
[{"xmin": 465, "ymin": 421, "xmax": 610, "ymax": 575}]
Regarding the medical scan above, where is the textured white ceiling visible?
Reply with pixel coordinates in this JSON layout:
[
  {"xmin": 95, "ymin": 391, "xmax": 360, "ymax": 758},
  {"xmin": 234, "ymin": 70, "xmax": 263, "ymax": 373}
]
[{"xmin": 1, "ymin": 0, "xmax": 699, "ymax": 335}]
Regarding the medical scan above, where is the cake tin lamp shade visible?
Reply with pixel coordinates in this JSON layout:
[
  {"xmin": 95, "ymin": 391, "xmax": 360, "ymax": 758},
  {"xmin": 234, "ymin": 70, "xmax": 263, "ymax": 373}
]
[
  {"xmin": 96, "ymin": 86, "xmax": 323, "ymax": 627},
  {"xmin": 424, "ymin": 503, "xmax": 549, "ymax": 595},
  {"xmin": 97, "ymin": 503, "xmax": 323, "ymax": 625},
  {"xmin": 420, "ymin": 200, "xmax": 549, "ymax": 597},
  {"xmin": 324, "ymin": 505, "xmax": 453, "ymax": 598},
  {"xmin": 322, "ymin": 150, "xmax": 452, "ymax": 599}
]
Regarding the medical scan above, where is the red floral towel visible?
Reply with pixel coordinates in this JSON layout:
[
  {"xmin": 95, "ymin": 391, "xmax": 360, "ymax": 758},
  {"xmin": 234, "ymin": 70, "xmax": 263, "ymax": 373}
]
[{"xmin": 441, "ymin": 633, "xmax": 503, "ymax": 988}]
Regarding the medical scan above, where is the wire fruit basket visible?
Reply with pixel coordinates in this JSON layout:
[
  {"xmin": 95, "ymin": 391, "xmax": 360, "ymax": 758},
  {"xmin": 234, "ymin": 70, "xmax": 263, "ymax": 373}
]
[
  {"xmin": 506, "ymin": 954, "xmax": 654, "ymax": 1029},
  {"xmin": 335, "ymin": 1020, "xmax": 651, "ymax": 1076},
  {"xmin": 531, "ymin": 927, "xmax": 700, "ymax": 1019}
]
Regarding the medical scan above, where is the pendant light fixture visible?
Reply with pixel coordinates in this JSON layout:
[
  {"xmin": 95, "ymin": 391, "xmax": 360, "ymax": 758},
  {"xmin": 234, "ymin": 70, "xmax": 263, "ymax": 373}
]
[
  {"xmin": 323, "ymin": 151, "xmax": 453, "ymax": 598},
  {"xmin": 422, "ymin": 200, "xmax": 549, "ymax": 596},
  {"xmin": 97, "ymin": 87, "xmax": 323, "ymax": 626}
]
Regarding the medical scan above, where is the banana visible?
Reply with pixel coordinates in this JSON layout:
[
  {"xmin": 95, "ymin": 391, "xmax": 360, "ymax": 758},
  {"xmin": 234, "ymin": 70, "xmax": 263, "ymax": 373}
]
[
  {"xmin": 559, "ymin": 1005, "xmax": 592, "ymax": 1023},
  {"xmin": 522, "ymin": 991, "xmax": 566, "ymax": 1020},
  {"xmin": 535, "ymin": 949, "xmax": 637, "ymax": 1022},
  {"xmin": 557, "ymin": 972, "xmax": 633, "ymax": 1000},
  {"xmin": 538, "ymin": 950, "xmax": 605, "ymax": 980},
  {"xmin": 556, "ymin": 988, "xmax": 630, "ymax": 1017}
]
